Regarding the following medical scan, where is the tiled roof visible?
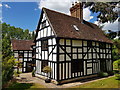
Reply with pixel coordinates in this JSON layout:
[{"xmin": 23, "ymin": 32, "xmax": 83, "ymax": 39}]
[
  {"xmin": 40, "ymin": 8, "xmax": 112, "ymax": 43},
  {"xmin": 11, "ymin": 40, "xmax": 33, "ymax": 50}
]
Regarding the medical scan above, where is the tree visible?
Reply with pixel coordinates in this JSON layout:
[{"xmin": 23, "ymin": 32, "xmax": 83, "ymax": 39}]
[
  {"xmin": 84, "ymin": 2, "xmax": 119, "ymax": 23},
  {"xmin": 1, "ymin": 22, "xmax": 35, "ymax": 87}
]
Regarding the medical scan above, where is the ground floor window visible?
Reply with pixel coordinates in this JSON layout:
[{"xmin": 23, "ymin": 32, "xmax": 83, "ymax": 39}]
[{"xmin": 71, "ymin": 59, "xmax": 84, "ymax": 73}]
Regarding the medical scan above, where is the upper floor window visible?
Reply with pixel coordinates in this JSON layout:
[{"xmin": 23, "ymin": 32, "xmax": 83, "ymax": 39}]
[
  {"xmin": 42, "ymin": 20, "xmax": 46, "ymax": 28},
  {"xmin": 87, "ymin": 41, "xmax": 92, "ymax": 47},
  {"xmin": 99, "ymin": 42, "xmax": 106, "ymax": 49},
  {"xmin": 41, "ymin": 40, "xmax": 48, "ymax": 51},
  {"xmin": 18, "ymin": 52, "xmax": 24, "ymax": 57}
]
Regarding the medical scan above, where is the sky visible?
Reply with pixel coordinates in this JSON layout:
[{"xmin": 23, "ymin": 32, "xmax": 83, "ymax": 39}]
[{"xmin": 1, "ymin": 1, "xmax": 119, "ymax": 32}]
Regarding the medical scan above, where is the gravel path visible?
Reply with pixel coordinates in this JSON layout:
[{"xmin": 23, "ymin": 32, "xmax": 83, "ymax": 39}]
[{"xmin": 16, "ymin": 73, "xmax": 113, "ymax": 88}]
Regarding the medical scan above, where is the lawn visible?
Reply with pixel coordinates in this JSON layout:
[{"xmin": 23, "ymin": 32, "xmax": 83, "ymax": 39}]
[
  {"xmin": 8, "ymin": 82, "xmax": 46, "ymax": 89},
  {"xmin": 7, "ymin": 76, "xmax": 120, "ymax": 89},
  {"xmin": 71, "ymin": 76, "xmax": 120, "ymax": 88}
]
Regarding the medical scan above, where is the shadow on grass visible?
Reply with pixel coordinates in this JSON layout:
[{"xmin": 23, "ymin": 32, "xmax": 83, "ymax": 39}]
[{"xmin": 8, "ymin": 82, "xmax": 33, "ymax": 89}]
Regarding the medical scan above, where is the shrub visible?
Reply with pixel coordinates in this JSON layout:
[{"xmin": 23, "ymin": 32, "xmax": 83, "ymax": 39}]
[
  {"xmin": 98, "ymin": 72, "xmax": 108, "ymax": 77},
  {"xmin": 115, "ymin": 73, "xmax": 120, "ymax": 80},
  {"xmin": 113, "ymin": 59, "xmax": 120, "ymax": 70},
  {"xmin": 42, "ymin": 66, "xmax": 51, "ymax": 79},
  {"xmin": 107, "ymin": 71, "xmax": 114, "ymax": 75},
  {"xmin": 14, "ymin": 71, "xmax": 19, "ymax": 77},
  {"xmin": 113, "ymin": 70, "xmax": 119, "ymax": 74},
  {"xmin": 32, "ymin": 70, "xmax": 35, "ymax": 77}
]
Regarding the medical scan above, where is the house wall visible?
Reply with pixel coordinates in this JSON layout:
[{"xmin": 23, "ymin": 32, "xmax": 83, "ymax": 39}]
[
  {"xmin": 13, "ymin": 50, "xmax": 33, "ymax": 73},
  {"xmin": 35, "ymin": 11, "xmax": 112, "ymax": 83},
  {"xmin": 35, "ymin": 12, "xmax": 57, "ymax": 80},
  {"xmin": 57, "ymin": 38, "xmax": 112, "ymax": 81}
]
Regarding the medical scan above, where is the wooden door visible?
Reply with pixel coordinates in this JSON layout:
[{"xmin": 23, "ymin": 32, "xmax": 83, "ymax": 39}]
[{"xmin": 26, "ymin": 61, "xmax": 33, "ymax": 72}]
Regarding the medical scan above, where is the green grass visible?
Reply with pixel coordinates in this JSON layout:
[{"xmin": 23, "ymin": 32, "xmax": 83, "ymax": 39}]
[
  {"xmin": 71, "ymin": 76, "xmax": 120, "ymax": 88},
  {"xmin": 8, "ymin": 82, "xmax": 46, "ymax": 89}
]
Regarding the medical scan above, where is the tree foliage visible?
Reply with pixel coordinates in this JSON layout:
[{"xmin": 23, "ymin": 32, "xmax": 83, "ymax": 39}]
[
  {"xmin": 84, "ymin": 2, "xmax": 119, "ymax": 23},
  {"xmin": 1, "ymin": 22, "xmax": 35, "ymax": 87},
  {"xmin": 112, "ymin": 39, "xmax": 120, "ymax": 61}
]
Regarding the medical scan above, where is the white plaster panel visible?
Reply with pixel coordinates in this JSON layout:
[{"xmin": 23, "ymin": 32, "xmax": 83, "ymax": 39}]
[
  {"xmin": 66, "ymin": 63, "xmax": 68, "ymax": 79},
  {"xmin": 59, "ymin": 54, "xmax": 64, "ymax": 61},
  {"xmin": 78, "ymin": 48, "xmax": 82, "ymax": 53},
  {"xmin": 49, "ymin": 54, "xmax": 52, "ymax": 61},
  {"xmin": 66, "ymin": 47, "xmax": 71, "ymax": 53},
  {"xmin": 53, "ymin": 47, "xmax": 57, "ymax": 53},
  {"xmin": 53, "ymin": 54, "xmax": 56, "ymax": 61},
  {"xmin": 73, "ymin": 54, "xmax": 77, "ymax": 59},
  {"xmin": 48, "ymin": 39, "xmax": 52, "ymax": 45},
  {"xmin": 47, "ymin": 27, "xmax": 51, "ymax": 36},
  {"xmin": 42, "ymin": 51, "xmax": 44, "ymax": 59},
  {"xmin": 24, "ymin": 53, "xmax": 27, "ymax": 57},
  {"xmin": 44, "ymin": 28, "xmax": 47, "ymax": 37},
  {"xmin": 59, "ymin": 64, "xmax": 61, "ymax": 80},
  {"xmin": 66, "ymin": 55, "xmax": 71, "ymax": 61},
  {"xmin": 45, "ymin": 51, "xmax": 48, "ymax": 60},
  {"xmin": 69, "ymin": 63, "xmax": 71, "ymax": 78},
  {"xmin": 14, "ymin": 53, "xmax": 18, "ymax": 57},
  {"xmin": 87, "ymin": 63, "xmax": 92, "ymax": 67},
  {"xmin": 41, "ymin": 30, "xmax": 44, "ymax": 38},
  {"xmin": 52, "ymin": 38, "xmax": 56, "ymax": 45},
  {"xmin": 46, "ymin": 20, "xmax": 49, "ymax": 26},
  {"xmin": 29, "ymin": 53, "xmax": 32, "ymax": 57},
  {"xmin": 78, "ymin": 54, "xmax": 82, "ymax": 59}
]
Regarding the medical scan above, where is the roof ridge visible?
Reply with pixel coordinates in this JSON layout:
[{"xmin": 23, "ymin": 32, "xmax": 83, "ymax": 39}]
[
  {"xmin": 43, "ymin": 7, "xmax": 98, "ymax": 27},
  {"xmin": 43, "ymin": 7, "xmax": 81, "ymax": 20}
]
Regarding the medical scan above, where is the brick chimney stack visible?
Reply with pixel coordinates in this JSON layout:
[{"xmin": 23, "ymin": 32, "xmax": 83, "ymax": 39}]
[{"xmin": 70, "ymin": 2, "xmax": 83, "ymax": 23}]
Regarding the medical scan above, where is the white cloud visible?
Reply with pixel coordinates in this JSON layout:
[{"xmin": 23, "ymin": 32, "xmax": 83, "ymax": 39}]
[
  {"xmin": 0, "ymin": 4, "xmax": 2, "ymax": 7},
  {"xmin": 102, "ymin": 19, "xmax": 119, "ymax": 32},
  {"xmin": 94, "ymin": 19, "xmax": 119, "ymax": 32},
  {"xmin": 94, "ymin": 21, "xmax": 99, "ymax": 25},
  {"xmin": 4, "ymin": 4, "xmax": 11, "ymax": 8},
  {"xmin": 83, "ymin": 8, "xmax": 93, "ymax": 21},
  {"xmin": 38, "ymin": 0, "xmax": 93, "ymax": 21}
]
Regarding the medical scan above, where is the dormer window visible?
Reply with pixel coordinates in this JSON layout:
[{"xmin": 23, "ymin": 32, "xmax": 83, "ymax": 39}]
[{"xmin": 73, "ymin": 25, "xmax": 79, "ymax": 31}]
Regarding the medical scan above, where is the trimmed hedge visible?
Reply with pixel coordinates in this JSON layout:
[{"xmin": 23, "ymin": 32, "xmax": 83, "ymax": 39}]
[{"xmin": 98, "ymin": 72, "xmax": 108, "ymax": 77}]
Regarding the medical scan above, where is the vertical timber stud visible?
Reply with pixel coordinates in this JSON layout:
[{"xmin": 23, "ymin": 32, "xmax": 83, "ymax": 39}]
[
  {"xmin": 111, "ymin": 44, "xmax": 113, "ymax": 71},
  {"xmin": 70, "ymin": 39, "xmax": 72, "ymax": 78},
  {"xmin": 56, "ymin": 38, "xmax": 60, "ymax": 82},
  {"xmin": 91, "ymin": 43, "xmax": 93, "ymax": 74},
  {"xmin": 82, "ymin": 40, "xmax": 84, "ymax": 76},
  {"xmin": 64, "ymin": 39, "xmax": 66, "ymax": 79}
]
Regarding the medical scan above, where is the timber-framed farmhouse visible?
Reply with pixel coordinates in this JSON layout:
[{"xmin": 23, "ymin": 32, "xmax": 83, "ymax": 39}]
[
  {"xmin": 34, "ymin": 2, "xmax": 113, "ymax": 84},
  {"xmin": 11, "ymin": 40, "xmax": 35, "ymax": 73}
]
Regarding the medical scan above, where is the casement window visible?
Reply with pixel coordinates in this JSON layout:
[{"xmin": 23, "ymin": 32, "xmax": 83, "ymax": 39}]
[
  {"xmin": 99, "ymin": 43, "xmax": 106, "ymax": 49},
  {"xmin": 71, "ymin": 59, "xmax": 84, "ymax": 73},
  {"xmin": 87, "ymin": 41, "xmax": 92, "ymax": 47},
  {"xmin": 42, "ymin": 20, "xmax": 46, "ymax": 28},
  {"xmin": 18, "ymin": 52, "xmax": 24, "ymax": 57},
  {"xmin": 41, "ymin": 40, "xmax": 48, "ymax": 51},
  {"xmin": 41, "ymin": 60, "xmax": 48, "ymax": 71}
]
